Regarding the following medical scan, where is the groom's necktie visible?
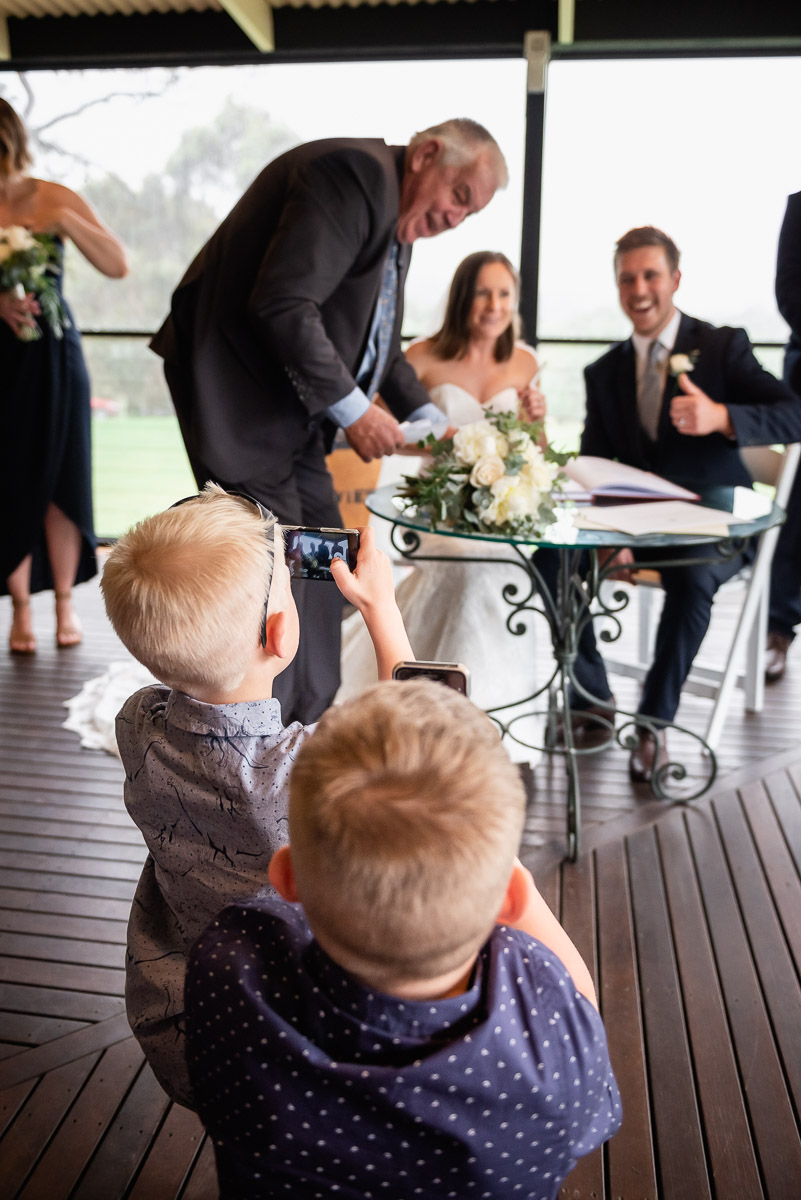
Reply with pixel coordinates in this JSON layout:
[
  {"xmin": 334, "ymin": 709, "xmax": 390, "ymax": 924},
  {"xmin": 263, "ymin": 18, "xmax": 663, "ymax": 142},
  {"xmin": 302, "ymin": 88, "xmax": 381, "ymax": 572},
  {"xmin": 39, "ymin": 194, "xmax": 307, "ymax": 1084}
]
[
  {"xmin": 366, "ymin": 241, "xmax": 399, "ymax": 400},
  {"xmin": 638, "ymin": 339, "xmax": 664, "ymax": 442}
]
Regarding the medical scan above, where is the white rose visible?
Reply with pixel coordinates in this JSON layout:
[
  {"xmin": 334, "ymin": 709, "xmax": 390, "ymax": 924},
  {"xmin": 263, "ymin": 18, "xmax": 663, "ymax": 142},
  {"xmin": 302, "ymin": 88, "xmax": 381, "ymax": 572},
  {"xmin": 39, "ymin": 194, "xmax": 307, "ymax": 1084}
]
[
  {"xmin": 5, "ymin": 226, "xmax": 35, "ymax": 253},
  {"xmin": 452, "ymin": 422, "xmax": 488, "ymax": 465},
  {"xmin": 470, "ymin": 454, "xmax": 506, "ymax": 488},
  {"xmin": 522, "ymin": 459, "xmax": 557, "ymax": 492},
  {"xmin": 669, "ymin": 352, "xmax": 695, "ymax": 375}
]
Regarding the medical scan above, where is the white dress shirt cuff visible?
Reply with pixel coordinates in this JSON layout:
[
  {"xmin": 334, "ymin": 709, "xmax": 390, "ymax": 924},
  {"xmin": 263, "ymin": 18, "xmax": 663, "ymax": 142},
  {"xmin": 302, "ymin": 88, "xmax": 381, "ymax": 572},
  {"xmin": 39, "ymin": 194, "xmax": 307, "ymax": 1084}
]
[{"xmin": 326, "ymin": 388, "xmax": 371, "ymax": 428}]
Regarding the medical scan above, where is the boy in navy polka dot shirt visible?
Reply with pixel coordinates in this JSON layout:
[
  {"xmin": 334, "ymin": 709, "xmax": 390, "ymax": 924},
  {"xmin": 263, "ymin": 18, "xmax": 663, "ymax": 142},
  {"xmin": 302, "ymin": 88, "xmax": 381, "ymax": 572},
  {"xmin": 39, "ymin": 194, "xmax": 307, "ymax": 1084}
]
[
  {"xmin": 185, "ymin": 680, "xmax": 621, "ymax": 1198},
  {"xmin": 101, "ymin": 485, "xmax": 414, "ymax": 1107}
]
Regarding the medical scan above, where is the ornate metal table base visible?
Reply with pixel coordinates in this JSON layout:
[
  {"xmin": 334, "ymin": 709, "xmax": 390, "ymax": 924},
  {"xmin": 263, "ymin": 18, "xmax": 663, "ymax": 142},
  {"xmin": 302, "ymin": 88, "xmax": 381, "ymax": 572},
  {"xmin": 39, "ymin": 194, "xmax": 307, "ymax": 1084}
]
[{"xmin": 389, "ymin": 525, "xmax": 722, "ymax": 862}]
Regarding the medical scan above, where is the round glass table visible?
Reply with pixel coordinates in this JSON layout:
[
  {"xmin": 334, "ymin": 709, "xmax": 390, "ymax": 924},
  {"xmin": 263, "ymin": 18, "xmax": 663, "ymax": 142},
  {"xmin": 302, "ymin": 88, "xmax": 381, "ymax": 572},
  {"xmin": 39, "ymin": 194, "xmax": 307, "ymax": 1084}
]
[{"xmin": 366, "ymin": 482, "xmax": 784, "ymax": 860}]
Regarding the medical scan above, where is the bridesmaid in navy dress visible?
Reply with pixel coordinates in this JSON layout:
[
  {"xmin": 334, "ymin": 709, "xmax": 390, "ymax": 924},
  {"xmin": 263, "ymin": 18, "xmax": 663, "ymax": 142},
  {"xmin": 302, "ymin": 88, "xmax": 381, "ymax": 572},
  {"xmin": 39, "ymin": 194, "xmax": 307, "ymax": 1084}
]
[{"xmin": 0, "ymin": 98, "xmax": 128, "ymax": 653}]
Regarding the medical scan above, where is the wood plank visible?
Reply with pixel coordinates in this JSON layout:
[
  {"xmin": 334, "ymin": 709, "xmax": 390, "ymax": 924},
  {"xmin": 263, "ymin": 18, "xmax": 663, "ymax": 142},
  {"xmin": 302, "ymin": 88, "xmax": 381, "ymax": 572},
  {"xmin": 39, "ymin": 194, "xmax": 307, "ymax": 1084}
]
[
  {"xmin": 0, "ymin": 957, "xmax": 124, "ymax": 997},
  {"xmin": 0, "ymin": 1052, "xmax": 101, "ymax": 1198},
  {"xmin": 0, "ymin": 869, "xmax": 136, "ymax": 901},
  {"xmin": 126, "ymin": 1102, "xmax": 206, "ymax": 1200},
  {"xmin": 0, "ymin": 983, "xmax": 122, "ymax": 1022},
  {"xmin": 656, "ymin": 809, "xmax": 762, "ymax": 1197},
  {"xmin": 0, "ymin": 910, "xmax": 127, "ymax": 945},
  {"xmin": 0, "ymin": 932, "xmax": 124, "ymax": 970},
  {"xmin": 557, "ymin": 854, "xmax": 605, "ymax": 1200},
  {"xmin": 71, "ymin": 1063, "xmax": 171, "ymax": 1200},
  {"xmin": 0, "ymin": 833, "xmax": 145, "ymax": 863},
  {"xmin": 16, "ymin": 1038, "xmax": 145, "ymax": 1200},
  {"xmin": 0, "ymin": 1078, "xmax": 37, "ymax": 1140},
  {"xmin": 0, "ymin": 817, "xmax": 140, "ymax": 846},
  {"xmin": 0, "ymin": 1012, "xmax": 132, "ymax": 1090},
  {"xmin": 0, "ymin": 852, "xmax": 142, "ymax": 882},
  {"xmin": 626, "ymin": 825, "xmax": 711, "ymax": 1199},
  {"xmin": 178, "ymin": 1135, "xmax": 219, "ymax": 1200},
  {"xmin": 0, "ymin": 1011, "xmax": 88, "ymax": 1046},
  {"xmin": 738, "ymin": 780, "xmax": 801, "ymax": 977},
  {"xmin": 711, "ymin": 790, "xmax": 801, "ymax": 1116},
  {"xmin": 686, "ymin": 798, "xmax": 801, "ymax": 1197},
  {"xmin": 0, "ymin": 802, "xmax": 131, "ymax": 829},
  {"xmin": 594, "ymin": 839, "xmax": 657, "ymax": 1197},
  {"xmin": 766, "ymin": 765, "xmax": 801, "ymax": 876},
  {"xmin": 0, "ymin": 888, "xmax": 131, "ymax": 922}
]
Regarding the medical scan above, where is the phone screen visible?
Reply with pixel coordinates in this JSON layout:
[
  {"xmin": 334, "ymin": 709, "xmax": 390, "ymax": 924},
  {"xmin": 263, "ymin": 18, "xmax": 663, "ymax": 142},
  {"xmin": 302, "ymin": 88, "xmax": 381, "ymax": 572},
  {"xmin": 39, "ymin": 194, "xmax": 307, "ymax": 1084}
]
[{"xmin": 285, "ymin": 527, "xmax": 359, "ymax": 582}]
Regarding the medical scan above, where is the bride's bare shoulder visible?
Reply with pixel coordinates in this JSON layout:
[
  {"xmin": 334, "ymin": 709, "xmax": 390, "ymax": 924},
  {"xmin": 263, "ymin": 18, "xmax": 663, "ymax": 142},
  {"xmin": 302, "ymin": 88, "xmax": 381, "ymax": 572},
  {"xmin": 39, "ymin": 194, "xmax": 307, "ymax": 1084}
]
[{"xmin": 513, "ymin": 341, "xmax": 539, "ymax": 370}]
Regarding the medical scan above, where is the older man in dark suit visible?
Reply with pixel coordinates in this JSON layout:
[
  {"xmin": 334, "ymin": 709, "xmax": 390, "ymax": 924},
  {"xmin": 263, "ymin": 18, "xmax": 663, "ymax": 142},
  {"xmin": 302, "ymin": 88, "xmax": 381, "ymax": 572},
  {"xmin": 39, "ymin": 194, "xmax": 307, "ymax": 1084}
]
[
  {"xmin": 151, "ymin": 119, "xmax": 506, "ymax": 723},
  {"xmin": 540, "ymin": 225, "xmax": 801, "ymax": 781}
]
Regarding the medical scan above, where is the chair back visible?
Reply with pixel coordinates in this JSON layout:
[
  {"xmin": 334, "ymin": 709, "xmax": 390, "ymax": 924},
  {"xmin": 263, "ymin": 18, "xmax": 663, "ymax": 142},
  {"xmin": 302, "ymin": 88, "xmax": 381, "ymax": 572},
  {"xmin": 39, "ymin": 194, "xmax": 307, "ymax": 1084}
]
[{"xmin": 740, "ymin": 443, "xmax": 801, "ymax": 507}]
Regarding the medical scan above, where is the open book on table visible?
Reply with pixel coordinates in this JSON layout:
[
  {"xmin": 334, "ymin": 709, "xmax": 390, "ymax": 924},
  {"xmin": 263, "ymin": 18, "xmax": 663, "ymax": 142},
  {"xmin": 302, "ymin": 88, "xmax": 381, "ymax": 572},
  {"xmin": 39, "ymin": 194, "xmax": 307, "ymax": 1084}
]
[{"xmin": 562, "ymin": 456, "xmax": 700, "ymax": 503}]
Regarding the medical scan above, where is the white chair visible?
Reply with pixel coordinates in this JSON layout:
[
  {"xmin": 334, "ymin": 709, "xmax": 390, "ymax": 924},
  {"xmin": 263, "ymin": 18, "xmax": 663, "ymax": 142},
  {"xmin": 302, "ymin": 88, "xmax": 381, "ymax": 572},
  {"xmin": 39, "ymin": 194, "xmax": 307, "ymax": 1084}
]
[{"xmin": 602, "ymin": 442, "xmax": 800, "ymax": 751}]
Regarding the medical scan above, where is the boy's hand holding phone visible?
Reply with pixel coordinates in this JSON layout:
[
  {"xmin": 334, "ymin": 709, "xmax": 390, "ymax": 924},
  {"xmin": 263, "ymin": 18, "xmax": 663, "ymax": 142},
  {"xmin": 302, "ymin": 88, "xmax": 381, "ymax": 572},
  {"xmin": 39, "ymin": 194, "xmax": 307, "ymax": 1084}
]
[
  {"xmin": 329, "ymin": 527, "xmax": 395, "ymax": 612},
  {"xmin": 330, "ymin": 528, "xmax": 413, "ymax": 679}
]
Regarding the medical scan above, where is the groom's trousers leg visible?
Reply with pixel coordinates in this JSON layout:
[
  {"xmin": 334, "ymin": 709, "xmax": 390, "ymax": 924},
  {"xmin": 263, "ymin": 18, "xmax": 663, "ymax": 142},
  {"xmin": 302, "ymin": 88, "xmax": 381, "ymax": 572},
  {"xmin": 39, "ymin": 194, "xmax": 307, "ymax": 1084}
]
[{"xmin": 637, "ymin": 541, "xmax": 753, "ymax": 723}]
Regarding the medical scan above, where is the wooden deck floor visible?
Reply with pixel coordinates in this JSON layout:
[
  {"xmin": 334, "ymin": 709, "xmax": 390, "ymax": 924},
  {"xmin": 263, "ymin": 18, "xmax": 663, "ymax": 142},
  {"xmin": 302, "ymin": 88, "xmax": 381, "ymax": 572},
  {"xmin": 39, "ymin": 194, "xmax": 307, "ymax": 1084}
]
[{"xmin": 1, "ymin": 579, "xmax": 800, "ymax": 1198}]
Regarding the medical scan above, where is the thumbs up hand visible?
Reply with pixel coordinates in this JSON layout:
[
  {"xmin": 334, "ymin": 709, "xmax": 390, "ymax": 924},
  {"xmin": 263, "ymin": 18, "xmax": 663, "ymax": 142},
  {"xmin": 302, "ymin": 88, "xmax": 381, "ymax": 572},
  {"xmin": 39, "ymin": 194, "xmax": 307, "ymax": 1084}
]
[{"xmin": 669, "ymin": 373, "xmax": 734, "ymax": 437}]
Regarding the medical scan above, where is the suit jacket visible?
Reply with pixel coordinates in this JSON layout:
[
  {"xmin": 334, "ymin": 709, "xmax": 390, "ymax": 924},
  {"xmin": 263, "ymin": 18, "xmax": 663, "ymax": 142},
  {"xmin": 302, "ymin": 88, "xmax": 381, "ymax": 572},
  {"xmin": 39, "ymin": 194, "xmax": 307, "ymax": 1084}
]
[
  {"xmin": 151, "ymin": 138, "xmax": 430, "ymax": 482},
  {"xmin": 776, "ymin": 190, "xmax": 801, "ymax": 395},
  {"xmin": 581, "ymin": 312, "xmax": 801, "ymax": 491}
]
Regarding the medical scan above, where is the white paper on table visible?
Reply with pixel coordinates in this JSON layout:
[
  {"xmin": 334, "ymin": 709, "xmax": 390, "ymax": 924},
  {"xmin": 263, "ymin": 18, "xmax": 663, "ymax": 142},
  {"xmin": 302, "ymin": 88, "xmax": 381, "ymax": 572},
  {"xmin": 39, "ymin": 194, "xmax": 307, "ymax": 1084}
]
[
  {"xmin": 572, "ymin": 500, "xmax": 737, "ymax": 537},
  {"xmin": 731, "ymin": 485, "xmax": 773, "ymax": 521},
  {"xmin": 398, "ymin": 419, "xmax": 449, "ymax": 444}
]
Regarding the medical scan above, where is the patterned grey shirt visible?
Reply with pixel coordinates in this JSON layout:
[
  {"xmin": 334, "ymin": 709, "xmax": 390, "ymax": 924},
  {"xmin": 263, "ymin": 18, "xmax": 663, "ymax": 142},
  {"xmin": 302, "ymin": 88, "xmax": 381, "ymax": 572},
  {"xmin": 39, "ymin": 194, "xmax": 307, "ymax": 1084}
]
[{"xmin": 117, "ymin": 684, "xmax": 310, "ymax": 1106}]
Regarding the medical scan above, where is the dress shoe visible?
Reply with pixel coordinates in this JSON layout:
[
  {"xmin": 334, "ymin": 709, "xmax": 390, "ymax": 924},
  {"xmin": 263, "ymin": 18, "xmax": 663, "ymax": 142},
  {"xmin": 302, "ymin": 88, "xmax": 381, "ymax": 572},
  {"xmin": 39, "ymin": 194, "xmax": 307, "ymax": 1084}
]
[
  {"xmin": 555, "ymin": 698, "xmax": 616, "ymax": 746},
  {"xmin": 629, "ymin": 728, "xmax": 668, "ymax": 784},
  {"xmin": 765, "ymin": 632, "xmax": 792, "ymax": 684}
]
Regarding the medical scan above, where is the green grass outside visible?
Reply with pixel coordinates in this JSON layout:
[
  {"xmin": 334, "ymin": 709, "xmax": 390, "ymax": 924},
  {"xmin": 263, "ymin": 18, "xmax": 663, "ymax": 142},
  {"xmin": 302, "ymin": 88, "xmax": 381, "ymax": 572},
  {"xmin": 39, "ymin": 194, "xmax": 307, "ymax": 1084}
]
[{"xmin": 92, "ymin": 415, "xmax": 195, "ymax": 538}]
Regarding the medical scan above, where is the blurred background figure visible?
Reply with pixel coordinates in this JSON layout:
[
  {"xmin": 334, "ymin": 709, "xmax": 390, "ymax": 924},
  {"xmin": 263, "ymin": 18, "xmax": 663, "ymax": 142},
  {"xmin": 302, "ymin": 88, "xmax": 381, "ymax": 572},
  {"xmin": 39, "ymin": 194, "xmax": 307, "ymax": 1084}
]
[
  {"xmin": 0, "ymin": 97, "xmax": 129, "ymax": 654},
  {"xmin": 339, "ymin": 250, "xmax": 547, "ymax": 759},
  {"xmin": 766, "ymin": 190, "xmax": 801, "ymax": 682}
]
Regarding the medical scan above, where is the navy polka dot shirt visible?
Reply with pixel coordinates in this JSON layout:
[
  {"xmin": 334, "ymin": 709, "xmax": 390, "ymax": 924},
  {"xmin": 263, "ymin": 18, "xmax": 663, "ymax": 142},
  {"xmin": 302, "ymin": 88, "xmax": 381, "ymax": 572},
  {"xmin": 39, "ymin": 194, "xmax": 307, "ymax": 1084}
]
[{"xmin": 186, "ymin": 899, "xmax": 621, "ymax": 1198}]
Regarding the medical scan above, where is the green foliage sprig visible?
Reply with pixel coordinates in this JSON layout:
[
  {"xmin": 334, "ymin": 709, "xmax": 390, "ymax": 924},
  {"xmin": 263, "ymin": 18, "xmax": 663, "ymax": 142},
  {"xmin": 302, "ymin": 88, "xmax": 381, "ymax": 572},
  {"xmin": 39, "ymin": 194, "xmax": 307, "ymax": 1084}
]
[{"xmin": 0, "ymin": 227, "xmax": 69, "ymax": 341}]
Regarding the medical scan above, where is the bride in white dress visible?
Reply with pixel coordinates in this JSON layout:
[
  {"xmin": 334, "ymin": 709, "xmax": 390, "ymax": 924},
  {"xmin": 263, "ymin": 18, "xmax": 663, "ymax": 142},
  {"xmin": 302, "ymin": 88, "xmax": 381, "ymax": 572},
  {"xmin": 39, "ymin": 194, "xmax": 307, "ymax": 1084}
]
[{"xmin": 338, "ymin": 252, "xmax": 548, "ymax": 757}]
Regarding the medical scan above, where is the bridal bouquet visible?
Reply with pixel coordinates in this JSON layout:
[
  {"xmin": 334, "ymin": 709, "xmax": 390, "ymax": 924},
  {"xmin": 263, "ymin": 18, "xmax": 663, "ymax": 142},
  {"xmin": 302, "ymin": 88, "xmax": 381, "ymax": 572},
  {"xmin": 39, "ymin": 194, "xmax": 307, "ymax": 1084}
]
[
  {"xmin": 0, "ymin": 225, "xmax": 67, "ymax": 341},
  {"xmin": 397, "ymin": 410, "xmax": 573, "ymax": 538}
]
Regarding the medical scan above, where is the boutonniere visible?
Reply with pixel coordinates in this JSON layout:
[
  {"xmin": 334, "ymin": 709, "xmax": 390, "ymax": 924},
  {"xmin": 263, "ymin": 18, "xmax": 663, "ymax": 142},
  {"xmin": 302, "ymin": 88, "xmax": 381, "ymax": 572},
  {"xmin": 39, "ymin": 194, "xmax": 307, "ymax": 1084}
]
[{"xmin": 669, "ymin": 350, "xmax": 700, "ymax": 377}]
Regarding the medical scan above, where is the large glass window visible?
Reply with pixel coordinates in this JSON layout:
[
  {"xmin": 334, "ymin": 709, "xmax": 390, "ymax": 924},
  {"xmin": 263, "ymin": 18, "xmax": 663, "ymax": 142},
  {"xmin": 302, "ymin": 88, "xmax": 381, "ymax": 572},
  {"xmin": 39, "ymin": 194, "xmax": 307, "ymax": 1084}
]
[
  {"xmin": 1, "ymin": 61, "xmax": 526, "ymax": 533},
  {"xmin": 539, "ymin": 55, "xmax": 801, "ymax": 343}
]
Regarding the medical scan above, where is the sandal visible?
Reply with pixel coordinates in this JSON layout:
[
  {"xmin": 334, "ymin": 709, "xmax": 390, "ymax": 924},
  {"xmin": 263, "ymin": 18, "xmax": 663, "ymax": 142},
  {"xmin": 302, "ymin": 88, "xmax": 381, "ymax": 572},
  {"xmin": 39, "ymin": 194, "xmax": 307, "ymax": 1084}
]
[
  {"xmin": 55, "ymin": 590, "xmax": 83, "ymax": 648},
  {"xmin": 9, "ymin": 597, "xmax": 36, "ymax": 655}
]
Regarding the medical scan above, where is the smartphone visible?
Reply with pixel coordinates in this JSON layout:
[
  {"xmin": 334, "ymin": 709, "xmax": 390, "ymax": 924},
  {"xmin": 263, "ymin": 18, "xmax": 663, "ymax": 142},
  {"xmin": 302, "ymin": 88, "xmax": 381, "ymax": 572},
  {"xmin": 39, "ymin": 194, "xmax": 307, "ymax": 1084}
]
[
  {"xmin": 391, "ymin": 660, "xmax": 471, "ymax": 696},
  {"xmin": 284, "ymin": 526, "xmax": 360, "ymax": 581}
]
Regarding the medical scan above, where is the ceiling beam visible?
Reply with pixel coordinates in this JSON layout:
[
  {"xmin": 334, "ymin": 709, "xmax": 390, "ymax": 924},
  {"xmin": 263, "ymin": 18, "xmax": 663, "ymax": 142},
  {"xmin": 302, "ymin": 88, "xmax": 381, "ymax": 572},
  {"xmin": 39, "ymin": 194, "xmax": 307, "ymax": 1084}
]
[{"xmin": 218, "ymin": 0, "xmax": 274, "ymax": 52}]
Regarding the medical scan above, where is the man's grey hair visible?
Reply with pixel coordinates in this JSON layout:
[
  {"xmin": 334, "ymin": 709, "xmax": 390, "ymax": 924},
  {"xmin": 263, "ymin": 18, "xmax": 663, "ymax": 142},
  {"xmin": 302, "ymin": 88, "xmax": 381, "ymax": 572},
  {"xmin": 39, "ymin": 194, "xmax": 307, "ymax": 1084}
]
[{"xmin": 409, "ymin": 118, "xmax": 508, "ymax": 189}]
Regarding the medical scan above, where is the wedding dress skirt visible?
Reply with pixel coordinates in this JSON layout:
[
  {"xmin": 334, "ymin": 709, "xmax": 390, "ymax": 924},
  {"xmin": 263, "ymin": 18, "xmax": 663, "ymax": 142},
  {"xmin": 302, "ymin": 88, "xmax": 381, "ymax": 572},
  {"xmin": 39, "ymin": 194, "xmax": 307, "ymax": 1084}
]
[{"xmin": 337, "ymin": 383, "xmax": 546, "ymax": 762}]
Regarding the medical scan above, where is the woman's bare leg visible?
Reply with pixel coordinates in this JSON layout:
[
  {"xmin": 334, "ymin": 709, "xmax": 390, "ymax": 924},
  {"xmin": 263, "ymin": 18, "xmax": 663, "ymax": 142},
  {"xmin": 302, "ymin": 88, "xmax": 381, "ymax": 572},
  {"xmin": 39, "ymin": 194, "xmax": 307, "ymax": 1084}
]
[
  {"xmin": 7, "ymin": 555, "xmax": 36, "ymax": 653},
  {"xmin": 44, "ymin": 504, "xmax": 83, "ymax": 647}
]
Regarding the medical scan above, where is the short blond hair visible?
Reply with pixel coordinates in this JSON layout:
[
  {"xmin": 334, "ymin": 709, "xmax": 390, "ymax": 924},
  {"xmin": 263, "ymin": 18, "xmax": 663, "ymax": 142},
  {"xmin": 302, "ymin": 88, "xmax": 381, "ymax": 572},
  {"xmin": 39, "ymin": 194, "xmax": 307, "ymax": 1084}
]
[
  {"xmin": 100, "ymin": 484, "xmax": 278, "ymax": 695},
  {"xmin": 288, "ymin": 680, "xmax": 525, "ymax": 986}
]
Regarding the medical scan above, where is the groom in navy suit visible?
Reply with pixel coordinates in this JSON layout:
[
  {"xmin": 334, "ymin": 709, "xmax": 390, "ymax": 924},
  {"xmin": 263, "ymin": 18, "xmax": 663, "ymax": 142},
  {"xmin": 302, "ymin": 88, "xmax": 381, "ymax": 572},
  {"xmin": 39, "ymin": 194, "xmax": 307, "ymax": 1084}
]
[{"xmin": 542, "ymin": 225, "xmax": 801, "ymax": 781}]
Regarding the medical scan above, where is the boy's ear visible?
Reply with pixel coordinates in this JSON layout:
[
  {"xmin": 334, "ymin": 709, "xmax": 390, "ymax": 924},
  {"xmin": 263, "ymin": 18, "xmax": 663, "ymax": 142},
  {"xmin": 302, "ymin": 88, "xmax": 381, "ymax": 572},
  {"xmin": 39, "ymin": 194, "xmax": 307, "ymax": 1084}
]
[
  {"xmin": 261, "ymin": 610, "xmax": 290, "ymax": 660},
  {"xmin": 268, "ymin": 844, "xmax": 300, "ymax": 902},
  {"xmin": 496, "ymin": 859, "xmax": 531, "ymax": 927}
]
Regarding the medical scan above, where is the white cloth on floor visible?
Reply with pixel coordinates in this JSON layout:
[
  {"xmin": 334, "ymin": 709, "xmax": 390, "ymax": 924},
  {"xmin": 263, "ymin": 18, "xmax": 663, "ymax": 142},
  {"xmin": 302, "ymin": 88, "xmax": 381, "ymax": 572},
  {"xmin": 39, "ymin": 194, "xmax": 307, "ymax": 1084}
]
[{"xmin": 63, "ymin": 660, "xmax": 157, "ymax": 756}]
